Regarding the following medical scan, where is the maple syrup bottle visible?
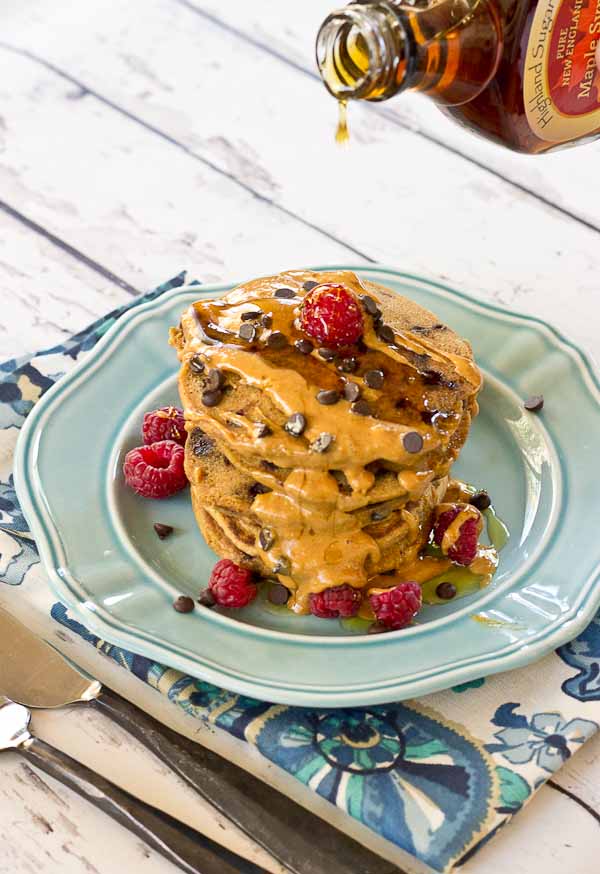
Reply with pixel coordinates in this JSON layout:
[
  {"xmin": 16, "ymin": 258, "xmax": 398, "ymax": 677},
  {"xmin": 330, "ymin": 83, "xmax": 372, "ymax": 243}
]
[{"xmin": 316, "ymin": 0, "xmax": 600, "ymax": 153}]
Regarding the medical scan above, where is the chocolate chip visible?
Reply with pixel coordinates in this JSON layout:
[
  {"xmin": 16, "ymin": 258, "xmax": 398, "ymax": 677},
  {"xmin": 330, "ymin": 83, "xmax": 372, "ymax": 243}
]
[
  {"xmin": 331, "ymin": 470, "xmax": 352, "ymax": 494},
  {"xmin": 368, "ymin": 622, "xmax": 389, "ymax": 635},
  {"xmin": 249, "ymin": 482, "xmax": 271, "ymax": 497},
  {"xmin": 524, "ymin": 394, "xmax": 544, "ymax": 412},
  {"xmin": 173, "ymin": 595, "xmax": 194, "ymax": 613},
  {"xmin": 273, "ymin": 557, "xmax": 291, "ymax": 576},
  {"xmin": 205, "ymin": 368, "xmax": 224, "ymax": 391},
  {"xmin": 268, "ymin": 583, "xmax": 290, "ymax": 605},
  {"xmin": 403, "ymin": 431, "xmax": 423, "ymax": 453},
  {"xmin": 256, "ymin": 423, "xmax": 272, "ymax": 438},
  {"xmin": 351, "ymin": 399, "xmax": 373, "ymax": 416},
  {"xmin": 267, "ymin": 331, "xmax": 288, "ymax": 350},
  {"xmin": 364, "ymin": 369, "xmax": 384, "ymax": 389},
  {"xmin": 436, "ymin": 582, "xmax": 457, "ymax": 600},
  {"xmin": 259, "ymin": 528, "xmax": 275, "ymax": 551},
  {"xmin": 284, "ymin": 412, "xmax": 306, "ymax": 437},
  {"xmin": 470, "ymin": 491, "xmax": 491, "ymax": 511},
  {"xmin": 201, "ymin": 389, "xmax": 223, "ymax": 407},
  {"xmin": 294, "ymin": 338, "xmax": 313, "ymax": 355},
  {"xmin": 189, "ymin": 356, "xmax": 205, "ymax": 374},
  {"xmin": 337, "ymin": 357, "xmax": 358, "ymax": 373},
  {"xmin": 190, "ymin": 429, "xmax": 215, "ymax": 456},
  {"xmin": 303, "ymin": 280, "xmax": 319, "ymax": 291},
  {"xmin": 239, "ymin": 322, "xmax": 257, "ymax": 342},
  {"xmin": 275, "ymin": 287, "xmax": 296, "ymax": 299},
  {"xmin": 343, "ymin": 382, "xmax": 361, "ymax": 402},
  {"xmin": 153, "ymin": 522, "xmax": 173, "ymax": 540},
  {"xmin": 377, "ymin": 324, "xmax": 395, "ymax": 343},
  {"xmin": 241, "ymin": 309, "xmax": 261, "ymax": 321},
  {"xmin": 318, "ymin": 347, "xmax": 336, "ymax": 361},
  {"xmin": 316, "ymin": 389, "xmax": 340, "ymax": 405},
  {"xmin": 198, "ymin": 589, "xmax": 216, "ymax": 608},
  {"xmin": 310, "ymin": 432, "xmax": 334, "ymax": 453},
  {"xmin": 360, "ymin": 294, "xmax": 380, "ymax": 317},
  {"xmin": 261, "ymin": 460, "xmax": 278, "ymax": 471},
  {"xmin": 371, "ymin": 507, "xmax": 391, "ymax": 522},
  {"xmin": 421, "ymin": 369, "xmax": 443, "ymax": 385},
  {"xmin": 261, "ymin": 313, "xmax": 273, "ymax": 329}
]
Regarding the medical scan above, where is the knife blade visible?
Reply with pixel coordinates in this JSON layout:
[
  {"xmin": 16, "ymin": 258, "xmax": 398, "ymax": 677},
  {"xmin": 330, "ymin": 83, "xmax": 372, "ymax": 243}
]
[{"xmin": 0, "ymin": 607, "xmax": 404, "ymax": 874}]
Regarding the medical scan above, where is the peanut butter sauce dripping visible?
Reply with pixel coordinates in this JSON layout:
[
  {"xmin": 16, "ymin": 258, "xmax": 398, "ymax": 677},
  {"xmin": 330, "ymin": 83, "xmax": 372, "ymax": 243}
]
[{"xmin": 176, "ymin": 270, "xmax": 484, "ymax": 613}]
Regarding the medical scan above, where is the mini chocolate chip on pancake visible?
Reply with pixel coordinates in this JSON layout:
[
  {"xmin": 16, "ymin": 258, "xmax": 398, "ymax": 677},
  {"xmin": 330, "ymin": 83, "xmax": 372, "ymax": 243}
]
[
  {"xmin": 470, "ymin": 491, "xmax": 491, "ymax": 511},
  {"xmin": 360, "ymin": 294, "xmax": 380, "ymax": 317},
  {"xmin": 205, "ymin": 368, "xmax": 224, "ymax": 391},
  {"xmin": 249, "ymin": 481, "xmax": 271, "ymax": 497},
  {"xmin": 261, "ymin": 313, "xmax": 273, "ymax": 328},
  {"xmin": 337, "ymin": 357, "xmax": 358, "ymax": 373},
  {"xmin": 189, "ymin": 356, "xmax": 205, "ymax": 374},
  {"xmin": 275, "ymin": 287, "xmax": 296, "ymax": 298},
  {"xmin": 344, "ymin": 382, "xmax": 361, "ymax": 402},
  {"xmin": 403, "ymin": 431, "xmax": 423, "ymax": 453},
  {"xmin": 316, "ymin": 389, "xmax": 340, "ymax": 405},
  {"xmin": 295, "ymin": 338, "xmax": 313, "ymax": 354},
  {"xmin": 318, "ymin": 347, "xmax": 336, "ymax": 361},
  {"xmin": 239, "ymin": 322, "xmax": 257, "ymax": 342},
  {"xmin": 190, "ymin": 428, "xmax": 215, "ymax": 456},
  {"xmin": 202, "ymin": 389, "xmax": 223, "ymax": 407},
  {"xmin": 364, "ymin": 369, "xmax": 384, "ymax": 389},
  {"xmin": 267, "ymin": 331, "xmax": 288, "ymax": 349},
  {"xmin": 284, "ymin": 412, "xmax": 306, "ymax": 436},
  {"xmin": 377, "ymin": 324, "xmax": 394, "ymax": 343},
  {"xmin": 303, "ymin": 280, "xmax": 318, "ymax": 291},
  {"xmin": 241, "ymin": 309, "xmax": 261, "ymax": 321},
  {"xmin": 256, "ymin": 423, "xmax": 272, "ymax": 438},
  {"xmin": 310, "ymin": 432, "xmax": 334, "ymax": 453},
  {"xmin": 351, "ymin": 399, "xmax": 373, "ymax": 416}
]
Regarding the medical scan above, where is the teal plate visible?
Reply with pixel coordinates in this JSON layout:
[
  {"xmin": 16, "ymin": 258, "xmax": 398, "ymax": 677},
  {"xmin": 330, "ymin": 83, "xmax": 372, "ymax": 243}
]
[{"xmin": 14, "ymin": 266, "xmax": 600, "ymax": 706}]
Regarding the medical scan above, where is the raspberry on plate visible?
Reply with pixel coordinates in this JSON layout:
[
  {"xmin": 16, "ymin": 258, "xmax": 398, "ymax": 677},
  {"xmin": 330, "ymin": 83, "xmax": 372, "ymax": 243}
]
[
  {"xmin": 370, "ymin": 582, "xmax": 422, "ymax": 630},
  {"xmin": 209, "ymin": 559, "xmax": 258, "ymax": 608},
  {"xmin": 309, "ymin": 584, "xmax": 361, "ymax": 618},
  {"xmin": 433, "ymin": 505, "xmax": 481, "ymax": 566},
  {"xmin": 123, "ymin": 439, "xmax": 187, "ymax": 499},
  {"xmin": 142, "ymin": 406, "xmax": 187, "ymax": 446},
  {"xmin": 300, "ymin": 283, "xmax": 364, "ymax": 349}
]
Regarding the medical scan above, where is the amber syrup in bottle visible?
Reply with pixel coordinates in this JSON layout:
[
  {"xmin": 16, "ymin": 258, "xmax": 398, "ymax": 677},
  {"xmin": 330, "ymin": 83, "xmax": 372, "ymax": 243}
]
[{"xmin": 316, "ymin": 0, "xmax": 600, "ymax": 154}]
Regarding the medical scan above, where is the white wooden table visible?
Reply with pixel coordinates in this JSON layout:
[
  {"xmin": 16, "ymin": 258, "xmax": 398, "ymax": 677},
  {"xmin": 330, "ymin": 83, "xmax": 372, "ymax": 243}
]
[{"xmin": 1, "ymin": 1, "xmax": 599, "ymax": 872}]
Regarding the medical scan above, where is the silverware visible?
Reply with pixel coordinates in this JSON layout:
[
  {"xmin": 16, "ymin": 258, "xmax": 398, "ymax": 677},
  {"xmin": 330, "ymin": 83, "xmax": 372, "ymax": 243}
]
[
  {"xmin": 0, "ymin": 607, "xmax": 402, "ymax": 874},
  {"xmin": 0, "ymin": 696, "xmax": 264, "ymax": 874}
]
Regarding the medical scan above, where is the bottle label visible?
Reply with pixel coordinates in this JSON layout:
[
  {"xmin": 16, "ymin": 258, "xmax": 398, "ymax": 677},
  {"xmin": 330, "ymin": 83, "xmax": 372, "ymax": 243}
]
[{"xmin": 524, "ymin": 0, "xmax": 600, "ymax": 142}]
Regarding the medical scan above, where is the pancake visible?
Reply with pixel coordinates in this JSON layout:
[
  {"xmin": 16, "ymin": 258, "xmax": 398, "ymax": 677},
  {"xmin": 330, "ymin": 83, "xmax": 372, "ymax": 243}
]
[{"xmin": 171, "ymin": 269, "xmax": 482, "ymax": 613}]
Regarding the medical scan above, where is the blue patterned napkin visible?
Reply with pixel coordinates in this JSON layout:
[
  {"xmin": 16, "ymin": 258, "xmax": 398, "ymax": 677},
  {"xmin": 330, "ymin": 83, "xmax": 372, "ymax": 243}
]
[{"xmin": 1, "ymin": 274, "xmax": 599, "ymax": 873}]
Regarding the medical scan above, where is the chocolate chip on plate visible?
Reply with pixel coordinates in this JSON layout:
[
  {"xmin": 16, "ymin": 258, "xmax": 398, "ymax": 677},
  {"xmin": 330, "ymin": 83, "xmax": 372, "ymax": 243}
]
[
  {"xmin": 470, "ymin": 491, "xmax": 491, "ymax": 511},
  {"xmin": 153, "ymin": 522, "xmax": 173, "ymax": 540},
  {"xmin": 205, "ymin": 368, "xmax": 224, "ymax": 391},
  {"xmin": 403, "ymin": 431, "xmax": 423, "ymax": 453},
  {"xmin": 198, "ymin": 589, "xmax": 216, "ymax": 608},
  {"xmin": 316, "ymin": 389, "xmax": 340, "ymax": 405},
  {"xmin": 377, "ymin": 324, "xmax": 395, "ymax": 344},
  {"xmin": 310, "ymin": 432, "xmax": 334, "ymax": 453},
  {"xmin": 343, "ymin": 382, "xmax": 361, "ymax": 402},
  {"xmin": 360, "ymin": 294, "xmax": 380, "ymax": 317},
  {"xmin": 256, "ymin": 423, "xmax": 272, "ymax": 438},
  {"xmin": 173, "ymin": 595, "xmax": 195, "ymax": 613},
  {"xmin": 524, "ymin": 394, "xmax": 544, "ymax": 412},
  {"xmin": 436, "ymin": 582, "xmax": 457, "ymax": 600},
  {"xmin": 317, "ymin": 347, "xmax": 336, "ymax": 361},
  {"xmin": 189, "ymin": 355, "xmax": 205, "ymax": 374},
  {"xmin": 241, "ymin": 309, "xmax": 261, "ymax": 321},
  {"xmin": 294, "ymin": 338, "xmax": 313, "ymax": 355},
  {"xmin": 275, "ymin": 287, "xmax": 296, "ymax": 299},
  {"xmin": 351, "ymin": 399, "xmax": 373, "ymax": 416},
  {"xmin": 267, "ymin": 331, "xmax": 288, "ymax": 350},
  {"xmin": 364, "ymin": 369, "xmax": 384, "ymax": 389},
  {"xmin": 268, "ymin": 583, "xmax": 290, "ymax": 605},
  {"xmin": 259, "ymin": 528, "xmax": 275, "ymax": 551},
  {"xmin": 337, "ymin": 357, "xmax": 358, "ymax": 373},
  {"xmin": 261, "ymin": 313, "xmax": 273, "ymax": 329},
  {"xmin": 303, "ymin": 280, "xmax": 319, "ymax": 291},
  {"xmin": 238, "ymin": 322, "xmax": 257, "ymax": 342},
  {"xmin": 284, "ymin": 412, "xmax": 306, "ymax": 437},
  {"xmin": 201, "ymin": 389, "xmax": 223, "ymax": 407}
]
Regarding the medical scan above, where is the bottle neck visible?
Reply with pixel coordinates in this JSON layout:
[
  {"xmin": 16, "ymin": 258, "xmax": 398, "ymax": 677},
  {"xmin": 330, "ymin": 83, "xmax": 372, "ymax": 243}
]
[{"xmin": 316, "ymin": 0, "xmax": 503, "ymax": 107}]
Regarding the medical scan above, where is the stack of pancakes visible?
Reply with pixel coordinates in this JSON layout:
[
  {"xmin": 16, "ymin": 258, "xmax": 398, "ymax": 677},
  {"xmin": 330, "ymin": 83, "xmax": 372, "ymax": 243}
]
[{"xmin": 171, "ymin": 270, "xmax": 481, "ymax": 614}]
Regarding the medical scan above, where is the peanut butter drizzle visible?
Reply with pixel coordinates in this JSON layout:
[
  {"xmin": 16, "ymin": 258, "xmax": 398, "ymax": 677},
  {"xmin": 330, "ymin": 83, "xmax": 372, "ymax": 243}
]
[{"xmin": 176, "ymin": 270, "xmax": 484, "ymax": 612}]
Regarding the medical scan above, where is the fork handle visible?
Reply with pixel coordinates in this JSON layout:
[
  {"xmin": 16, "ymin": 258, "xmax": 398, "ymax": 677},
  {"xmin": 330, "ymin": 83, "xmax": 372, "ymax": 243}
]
[{"xmin": 19, "ymin": 736, "xmax": 264, "ymax": 874}]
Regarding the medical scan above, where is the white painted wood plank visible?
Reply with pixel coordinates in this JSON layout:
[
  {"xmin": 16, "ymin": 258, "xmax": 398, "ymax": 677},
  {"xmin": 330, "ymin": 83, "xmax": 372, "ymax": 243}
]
[
  {"xmin": 0, "ymin": 214, "xmax": 134, "ymax": 360},
  {"xmin": 186, "ymin": 0, "xmax": 600, "ymax": 229},
  {"xmin": 3, "ymin": 0, "xmax": 599, "ymax": 361}
]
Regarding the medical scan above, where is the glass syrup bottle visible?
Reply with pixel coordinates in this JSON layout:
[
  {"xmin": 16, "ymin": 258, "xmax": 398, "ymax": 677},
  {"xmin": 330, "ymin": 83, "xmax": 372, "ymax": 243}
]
[{"xmin": 316, "ymin": 0, "xmax": 600, "ymax": 153}]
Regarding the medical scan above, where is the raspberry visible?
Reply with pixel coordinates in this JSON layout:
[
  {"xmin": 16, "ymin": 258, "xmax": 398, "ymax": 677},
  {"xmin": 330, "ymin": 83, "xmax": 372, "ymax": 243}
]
[
  {"xmin": 370, "ymin": 582, "xmax": 422, "ymax": 630},
  {"xmin": 209, "ymin": 559, "xmax": 257, "ymax": 608},
  {"xmin": 142, "ymin": 406, "xmax": 187, "ymax": 446},
  {"xmin": 123, "ymin": 440, "xmax": 187, "ymax": 499},
  {"xmin": 300, "ymin": 284, "xmax": 364, "ymax": 349},
  {"xmin": 433, "ymin": 505, "xmax": 480, "ymax": 566},
  {"xmin": 309, "ymin": 584, "xmax": 361, "ymax": 619}
]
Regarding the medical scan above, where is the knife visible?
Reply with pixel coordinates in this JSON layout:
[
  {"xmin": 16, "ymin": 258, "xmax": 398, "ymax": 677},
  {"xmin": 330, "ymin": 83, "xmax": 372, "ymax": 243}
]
[
  {"xmin": 0, "ymin": 607, "xmax": 403, "ymax": 874},
  {"xmin": 0, "ymin": 694, "xmax": 264, "ymax": 874}
]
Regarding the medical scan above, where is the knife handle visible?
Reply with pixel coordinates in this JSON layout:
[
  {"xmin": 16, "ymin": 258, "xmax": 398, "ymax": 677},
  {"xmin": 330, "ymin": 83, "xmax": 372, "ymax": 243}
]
[
  {"xmin": 92, "ymin": 688, "xmax": 401, "ymax": 874},
  {"xmin": 19, "ymin": 735, "xmax": 265, "ymax": 874}
]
